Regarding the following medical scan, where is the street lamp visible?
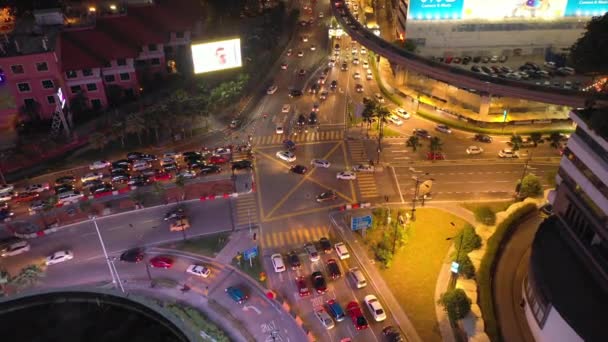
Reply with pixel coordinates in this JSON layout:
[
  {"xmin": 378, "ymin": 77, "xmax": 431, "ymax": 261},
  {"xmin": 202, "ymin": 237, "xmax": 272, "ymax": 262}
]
[
  {"xmin": 92, "ymin": 217, "xmax": 124, "ymax": 293},
  {"xmin": 409, "ymin": 169, "xmax": 431, "ymax": 221},
  {"xmin": 446, "ymin": 222, "xmax": 463, "ymax": 288},
  {"xmin": 516, "ymin": 150, "xmax": 533, "ymax": 199}
]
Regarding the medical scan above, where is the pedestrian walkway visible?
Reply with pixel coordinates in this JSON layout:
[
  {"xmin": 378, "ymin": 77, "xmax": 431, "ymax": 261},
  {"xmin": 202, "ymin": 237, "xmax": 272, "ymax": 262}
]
[
  {"xmin": 347, "ymin": 140, "xmax": 379, "ymax": 199},
  {"xmin": 260, "ymin": 225, "xmax": 329, "ymax": 249},
  {"xmin": 252, "ymin": 130, "xmax": 344, "ymax": 146},
  {"xmin": 234, "ymin": 193, "xmax": 259, "ymax": 228}
]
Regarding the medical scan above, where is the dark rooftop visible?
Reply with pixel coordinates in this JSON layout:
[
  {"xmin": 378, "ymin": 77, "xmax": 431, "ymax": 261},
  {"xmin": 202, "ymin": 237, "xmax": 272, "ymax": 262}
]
[{"xmin": 530, "ymin": 216, "xmax": 608, "ymax": 342}]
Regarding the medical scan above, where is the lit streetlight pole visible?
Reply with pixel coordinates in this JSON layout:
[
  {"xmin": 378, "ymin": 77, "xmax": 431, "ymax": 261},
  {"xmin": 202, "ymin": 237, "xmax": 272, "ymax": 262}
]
[
  {"xmin": 446, "ymin": 222, "xmax": 463, "ymax": 288},
  {"xmin": 92, "ymin": 217, "xmax": 124, "ymax": 293},
  {"xmin": 516, "ymin": 150, "xmax": 533, "ymax": 199}
]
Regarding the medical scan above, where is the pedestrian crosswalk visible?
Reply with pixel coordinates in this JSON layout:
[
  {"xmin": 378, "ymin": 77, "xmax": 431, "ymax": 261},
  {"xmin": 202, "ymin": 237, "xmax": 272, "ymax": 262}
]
[
  {"xmin": 252, "ymin": 130, "xmax": 344, "ymax": 146},
  {"xmin": 260, "ymin": 225, "xmax": 330, "ymax": 249},
  {"xmin": 347, "ymin": 140, "xmax": 379, "ymax": 199},
  {"xmin": 235, "ymin": 194, "xmax": 259, "ymax": 228}
]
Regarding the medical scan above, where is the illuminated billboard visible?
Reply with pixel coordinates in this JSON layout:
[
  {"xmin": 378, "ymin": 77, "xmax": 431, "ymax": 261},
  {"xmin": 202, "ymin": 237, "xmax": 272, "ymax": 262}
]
[
  {"xmin": 191, "ymin": 38, "xmax": 242, "ymax": 74},
  {"xmin": 409, "ymin": 0, "xmax": 607, "ymax": 20}
]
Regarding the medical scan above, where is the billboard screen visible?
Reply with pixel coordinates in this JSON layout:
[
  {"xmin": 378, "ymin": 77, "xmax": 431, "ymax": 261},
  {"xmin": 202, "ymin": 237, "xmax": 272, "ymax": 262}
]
[
  {"xmin": 191, "ymin": 38, "xmax": 242, "ymax": 74},
  {"xmin": 409, "ymin": 0, "xmax": 607, "ymax": 20}
]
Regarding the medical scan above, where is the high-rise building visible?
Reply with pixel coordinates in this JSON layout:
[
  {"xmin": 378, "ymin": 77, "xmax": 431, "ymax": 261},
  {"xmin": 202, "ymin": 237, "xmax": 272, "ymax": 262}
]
[{"xmin": 523, "ymin": 107, "xmax": 608, "ymax": 341}]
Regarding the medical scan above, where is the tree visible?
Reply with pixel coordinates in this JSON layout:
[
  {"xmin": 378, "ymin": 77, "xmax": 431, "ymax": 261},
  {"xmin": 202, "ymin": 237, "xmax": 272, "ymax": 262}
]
[
  {"xmin": 406, "ymin": 136, "xmax": 421, "ymax": 152},
  {"xmin": 9, "ymin": 264, "xmax": 45, "ymax": 289},
  {"xmin": 175, "ymin": 175, "xmax": 186, "ymax": 201},
  {"xmin": 143, "ymin": 104, "xmax": 167, "ymax": 143},
  {"xmin": 361, "ymin": 98, "xmax": 377, "ymax": 129},
  {"xmin": 518, "ymin": 174, "xmax": 543, "ymax": 198},
  {"xmin": 106, "ymin": 84, "xmax": 124, "ymax": 107},
  {"xmin": 429, "ymin": 136, "xmax": 443, "ymax": 153},
  {"xmin": 0, "ymin": 269, "xmax": 9, "ymax": 294},
  {"xmin": 69, "ymin": 92, "xmax": 89, "ymax": 117},
  {"xmin": 569, "ymin": 13, "xmax": 608, "ymax": 74},
  {"xmin": 125, "ymin": 112, "xmax": 146, "ymax": 145},
  {"xmin": 89, "ymin": 132, "xmax": 109, "ymax": 151},
  {"xmin": 548, "ymin": 132, "xmax": 563, "ymax": 149},
  {"xmin": 474, "ymin": 206, "xmax": 496, "ymax": 225},
  {"xmin": 130, "ymin": 190, "xmax": 146, "ymax": 208},
  {"xmin": 529, "ymin": 132, "xmax": 543, "ymax": 147},
  {"xmin": 403, "ymin": 39, "xmax": 417, "ymax": 52},
  {"xmin": 19, "ymin": 100, "xmax": 42, "ymax": 122},
  {"xmin": 438, "ymin": 288, "xmax": 472, "ymax": 322},
  {"xmin": 510, "ymin": 134, "xmax": 523, "ymax": 151}
]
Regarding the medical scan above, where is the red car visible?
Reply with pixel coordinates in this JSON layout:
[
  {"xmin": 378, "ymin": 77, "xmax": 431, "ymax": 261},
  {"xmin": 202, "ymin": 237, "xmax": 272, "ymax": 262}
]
[
  {"xmin": 14, "ymin": 192, "xmax": 40, "ymax": 203},
  {"xmin": 153, "ymin": 171, "xmax": 172, "ymax": 182},
  {"xmin": 296, "ymin": 276, "xmax": 311, "ymax": 297},
  {"xmin": 426, "ymin": 152, "xmax": 446, "ymax": 160},
  {"xmin": 149, "ymin": 256, "xmax": 174, "ymax": 269},
  {"xmin": 346, "ymin": 301, "xmax": 369, "ymax": 331},
  {"xmin": 209, "ymin": 155, "xmax": 228, "ymax": 165}
]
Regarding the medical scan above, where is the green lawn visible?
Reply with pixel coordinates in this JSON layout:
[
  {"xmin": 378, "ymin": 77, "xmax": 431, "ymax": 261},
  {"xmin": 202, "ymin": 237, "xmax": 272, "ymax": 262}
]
[
  {"xmin": 461, "ymin": 201, "xmax": 514, "ymax": 215},
  {"xmin": 169, "ymin": 232, "xmax": 230, "ymax": 257},
  {"xmin": 377, "ymin": 208, "xmax": 467, "ymax": 342},
  {"xmin": 231, "ymin": 255, "xmax": 267, "ymax": 286}
]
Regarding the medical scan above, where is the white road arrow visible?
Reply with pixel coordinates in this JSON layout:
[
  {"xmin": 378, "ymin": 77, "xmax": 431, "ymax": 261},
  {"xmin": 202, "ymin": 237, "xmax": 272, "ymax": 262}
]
[{"xmin": 242, "ymin": 305, "xmax": 262, "ymax": 315}]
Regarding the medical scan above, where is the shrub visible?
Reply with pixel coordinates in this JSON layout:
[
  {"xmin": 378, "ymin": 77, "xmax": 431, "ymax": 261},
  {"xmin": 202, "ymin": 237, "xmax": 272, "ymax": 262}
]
[
  {"xmin": 474, "ymin": 206, "xmax": 496, "ymax": 225},
  {"xmin": 456, "ymin": 254, "xmax": 476, "ymax": 279},
  {"xmin": 450, "ymin": 225, "xmax": 481, "ymax": 278},
  {"xmin": 438, "ymin": 288, "xmax": 472, "ymax": 322},
  {"xmin": 518, "ymin": 174, "xmax": 543, "ymax": 198},
  {"xmin": 477, "ymin": 202, "xmax": 537, "ymax": 341}
]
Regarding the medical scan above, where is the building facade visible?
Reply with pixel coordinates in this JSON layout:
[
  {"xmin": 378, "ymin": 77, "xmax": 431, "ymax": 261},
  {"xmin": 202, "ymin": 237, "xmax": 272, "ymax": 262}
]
[{"xmin": 523, "ymin": 108, "xmax": 608, "ymax": 341}]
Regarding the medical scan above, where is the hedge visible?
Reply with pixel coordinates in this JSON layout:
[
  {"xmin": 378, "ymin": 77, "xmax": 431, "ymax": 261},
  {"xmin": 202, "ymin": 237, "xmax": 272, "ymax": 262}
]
[{"xmin": 477, "ymin": 202, "xmax": 537, "ymax": 342}]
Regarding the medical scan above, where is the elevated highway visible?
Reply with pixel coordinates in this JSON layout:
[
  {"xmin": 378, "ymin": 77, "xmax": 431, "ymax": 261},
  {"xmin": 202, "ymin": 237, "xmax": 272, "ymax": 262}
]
[{"xmin": 330, "ymin": 0, "xmax": 608, "ymax": 108}]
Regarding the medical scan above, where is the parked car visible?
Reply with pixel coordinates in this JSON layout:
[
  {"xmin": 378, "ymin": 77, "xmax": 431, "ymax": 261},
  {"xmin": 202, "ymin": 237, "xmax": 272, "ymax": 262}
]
[
  {"xmin": 311, "ymin": 271, "xmax": 327, "ymax": 294},
  {"xmin": 120, "ymin": 248, "xmax": 144, "ymax": 263},
  {"xmin": 314, "ymin": 308, "xmax": 335, "ymax": 330},
  {"xmin": 225, "ymin": 286, "xmax": 248, "ymax": 304},
  {"xmin": 186, "ymin": 264, "xmax": 211, "ymax": 278},
  {"xmin": 296, "ymin": 276, "xmax": 311, "ymax": 297},
  {"xmin": 364, "ymin": 294, "xmax": 387, "ymax": 321},
  {"xmin": 346, "ymin": 301, "xmax": 369, "ymax": 330},
  {"xmin": 327, "ymin": 259, "xmax": 342, "ymax": 279},
  {"xmin": 45, "ymin": 250, "xmax": 74, "ymax": 265},
  {"xmin": 149, "ymin": 256, "xmax": 174, "ymax": 269}
]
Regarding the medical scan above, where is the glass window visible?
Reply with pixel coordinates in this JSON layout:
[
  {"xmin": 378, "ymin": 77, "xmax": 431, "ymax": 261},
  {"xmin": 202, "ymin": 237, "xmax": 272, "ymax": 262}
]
[
  {"xmin": 70, "ymin": 85, "xmax": 81, "ymax": 93},
  {"xmin": 104, "ymin": 74, "xmax": 115, "ymax": 82},
  {"xmin": 119, "ymin": 72, "xmax": 130, "ymax": 81},
  {"xmin": 47, "ymin": 95, "xmax": 56, "ymax": 104},
  {"xmin": 23, "ymin": 98, "xmax": 36, "ymax": 107},
  {"xmin": 11, "ymin": 65, "xmax": 24, "ymax": 74},
  {"xmin": 176, "ymin": 31, "xmax": 184, "ymax": 39},
  {"xmin": 36, "ymin": 62, "xmax": 49, "ymax": 72},
  {"xmin": 151, "ymin": 58, "xmax": 160, "ymax": 65},
  {"xmin": 148, "ymin": 44, "xmax": 157, "ymax": 51},
  {"xmin": 66, "ymin": 70, "xmax": 77, "ymax": 79},
  {"xmin": 86, "ymin": 83, "xmax": 97, "ymax": 91},
  {"xmin": 117, "ymin": 58, "xmax": 127, "ymax": 66},
  {"xmin": 17, "ymin": 83, "xmax": 31, "ymax": 92},
  {"xmin": 82, "ymin": 68, "xmax": 93, "ymax": 76},
  {"xmin": 103, "ymin": 61, "xmax": 112, "ymax": 68},
  {"xmin": 41, "ymin": 80, "xmax": 54, "ymax": 89}
]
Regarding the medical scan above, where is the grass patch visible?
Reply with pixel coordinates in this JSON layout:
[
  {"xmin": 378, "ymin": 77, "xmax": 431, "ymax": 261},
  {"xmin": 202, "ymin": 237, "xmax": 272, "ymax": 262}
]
[
  {"xmin": 375, "ymin": 208, "xmax": 467, "ymax": 342},
  {"xmin": 170, "ymin": 232, "xmax": 230, "ymax": 257},
  {"xmin": 165, "ymin": 301, "xmax": 231, "ymax": 342},
  {"xmin": 231, "ymin": 255, "xmax": 267, "ymax": 286},
  {"xmin": 477, "ymin": 202, "xmax": 537, "ymax": 342}
]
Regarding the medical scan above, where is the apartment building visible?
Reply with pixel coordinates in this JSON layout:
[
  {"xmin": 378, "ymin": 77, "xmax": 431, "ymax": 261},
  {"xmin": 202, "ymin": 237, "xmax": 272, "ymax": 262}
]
[{"xmin": 523, "ymin": 108, "xmax": 608, "ymax": 341}]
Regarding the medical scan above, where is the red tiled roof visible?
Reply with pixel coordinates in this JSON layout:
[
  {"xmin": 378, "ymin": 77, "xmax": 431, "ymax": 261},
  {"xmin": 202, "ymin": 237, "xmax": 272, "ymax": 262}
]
[
  {"xmin": 128, "ymin": 0, "xmax": 201, "ymax": 32},
  {"xmin": 97, "ymin": 15, "xmax": 166, "ymax": 47},
  {"xmin": 57, "ymin": 32, "xmax": 106, "ymax": 71}
]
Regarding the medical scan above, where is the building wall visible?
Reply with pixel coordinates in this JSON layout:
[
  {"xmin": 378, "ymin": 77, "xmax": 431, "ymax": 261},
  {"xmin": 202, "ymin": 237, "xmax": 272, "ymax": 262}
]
[
  {"xmin": 63, "ymin": 67, "xmax": 108, "ymax": 110},
  {"xmin": 396, "ymin": 0, "xmax": 408, "ymax": 40},
  {"xmin": 524, "ymin": 299, "xmax": 583, "ymax": 342},
  {"xmin": 100, "ymin": 58, "xmax": 140, "ymax": 96}
]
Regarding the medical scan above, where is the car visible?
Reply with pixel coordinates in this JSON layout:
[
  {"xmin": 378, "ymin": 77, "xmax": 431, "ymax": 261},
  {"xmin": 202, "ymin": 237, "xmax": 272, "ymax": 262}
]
[
  {"xmin": 311, "ymin": 271, "xmax": 327, "ymax": 294},
  {"xmin": 346, "ymin": 301, "xmax": 369, "ymax": 330},
  {"xmin": 232, "ymin": 160, "xmax": 252, "ymax": 170},
  {"xmin": 0, "ymin": 184, "xmax": 15, "ymax": 195},
  {"xmin": 186, "ymin": 159, "xmax": 206, "ymax": 169},
  {"xmin": 127, "ymin": 175, "xmax": 149, "ymax": 186},
  {"xmin": 57, "ymin": 191, "xmax": 84, "ymax": 204},
  {"xmin": 152, "ymin": 171, "xmax": 172, "ymax": 181},
  {"xmin": 297, "ymin": 114, "xmax": 307, "ymax": 126},
  {"xmin": 301, "ymin": 35, "xmax": 309, "ymax": 42},
  {"xmin": 14, "ymin": 192, "xmax": 40, "ymax": 203},
  {"xmin": 276, "ymin": 151, "xmax": 296, "ymax": 162},
  {"xmin": 162, "ymin": 152, "xmax": 180, "ymax": 160},
  {"xmin": 474, "ymin": 134, "xmax": 493, "ymax": 143},
  {"xmin": 0, "ymin": 207, "xmax": 14, "ymax": 222},
  {"xmin": 337, "ymin": 171, "xmax": 356, "ymax": 180},
  {"xmin": 319, "ymin": 91, "xmax": 328, "ymax": 100},
  {"xmin": 498, "ymin": 149, "xmax": 519, "ymax": 158},
  {"xmin": 81, "ymin": 172, "xmax": 104, "ymax": 183},
  {"xmin": 275, "ymin": 125, "xmax": 284, "ymax": 134},
  {"xmin": 186, "ymin": 264, "xmax": 211, "ymax": 278},
  {"xmin": 0, "ymin": 240, "xmax": 30, "ymax": 257},
  {"xmin": 225, "ymin": 286, "xmax": 248, "ymax": 304},
  {"xmin": 353, "ymin": 71, "xmax": 361, "ymax": 80},
  {"xmin": 280, "ymin": 62, "xmax": 288, "ymax": 70},
  {"xmin": 90, "ymin": 183, "xmax": 114, "ymax": 195},
  {"xmin": 305, "ymin": 243, "xmax": 320, "ymax": 262},
  {"xmin": 426, "ymin": 152, "xmax": 446, "ymax": 160},
  {"xmin": 435, "ymin": 124, "xmax": 452, "ymax": 134},
  {"xmin": 296, "ymin": 276, "xmax": 311, "ymax": 297},
  {"xmin": 327, "ymin": 259, "xmax": 342, "ymax": 279},
  {"xmin": 366, "ymin": 69, "xmax": 373, "ymax": 80},
  {"xmin": 352, "ymin": 58, "xmax": 359, "ymax": 65},
  {"xmin": 289, "ymin": 89, "xmax": 303, "ymax": 98},
  {"xmin": 374, "ymin": 93, "xmax": 385, "ymax": 103},
  {"xmin": 281, "ymin": 104, "xmax": 291, "ymax": 113},
  {"xmin": 271, "ymin": 253, "xmax": 286, "ymax": 273},
  {"xmin": 176, "ymin": 169, "xmax": 197, "ymax": 179},
  {"xmin": 413, "ymin": 128, "xmax": 432, "ymax": 139},
  {"xmin": 316, "ymin": 191, "xmax": 337, "ymax": 203},
  {"xmin": 382, "ymin": 326, "xmax": 405, "ymax": 342},
  {"xmin": 164, "ymin": 207, "xmax": 185, "ymax": 221},
  {"xmin": 394, "ymin": 108, "xmax": 410, "ymax": 119},
  {"xmin": 288, "ymin": 251, "xmax": 301, "ymax": 270},
  {"xmin": 362, "ymin": 60, "xmax": 369, "ymax": 69},
  {"xmin": 354, "ymin": 84, "xmax": 364, "ymax": 92},
  {"xmin": 111, "ymin": 173, "xmax": 130, "ymax": 184},
  {"xmin": 330, "ymin": 80, "xmax": 338, "ymax": 90},
  {"xmin": 182, "ymin": 151, "xmax": 202, "ymax": 160},
  {"xmin": 82, "ymin": 179, "xmax": 103, "ymax": 190},
  {"xmin": 340, "ymin": 62, "xmax": 348, "ymax": 71},
  {"xmin": 298, "ymin": 69, "xmax": 306, "ymax": 76},
  {"xmin": 45, "ymin": 250, "xmax": 74, "ymax": 265},
  {"xmin": 349, "ymin": 267, "xmax": 368, "ymax": 288},
  {"xmin": 24, "ymin": 183, "xmax": 50, "ymax": 193},
  {"xmin": 335, "ymin": 242, "xmax": 350, "ymax": 260},
  {"xmin": 209, "ymin": 155, "xmax": 228, "ymax": 165},
  {"xmin": 112, "ymin": 159, "xmax": 131, "ymax": 170},
  {"xmin": 55, "ymin": 176, "xmax": 76, "ymax": 186},
  {"xmin": 161, "ymin": 162, "xmax": 178, "ymax": 172},
  {"xmin": 149, "ymin": 256, "xmax": 174, "ymax": 269},
  {"xmin": 286, "ymin": 48, "xmax": 292, "ymax": 56},
  {"xmin": 120, "ymin": 248, "xmax": 144, "ymax": 263},
  {"xmin": 352, "ymin": 164, "xmax": 374, "ymax": 172},
  {"xmin": 297, "ymin": 50, "xmax": 304, "ymax": 57},
  {"xmin": 0, "ymin": 192, "xmax": 14, "ymax": 202},
  {"xmin": 387, "ymin": 115, "xmax": 403, "ymax": 126},
  {"xmin": 89, "ymin": 160, "xmax": 111, "ymax": 170},
  {"xmin": 314, "ymin": 308, "xmax": 335, "ymax": 330},
  {"xmin": 364, "ymin": 294, "xmax": 387, "ymax": 321},
  {"xmin": 266, "ymin": 85, "xmax": 278, "ymax": 94},
  {"xmin": 310, "ymin": 159, "xmax": 330, "ymax": 168},
  {"xmin": 310, "ymin": 44, "xmax": 316, "ymax": 51},
  {"xmin": 290, "ymin": 165, "xmax": 308, "ymax": 175},
  {"xmin": 466, "ymin": 146, "xmax": 484, "ymax": 155}
]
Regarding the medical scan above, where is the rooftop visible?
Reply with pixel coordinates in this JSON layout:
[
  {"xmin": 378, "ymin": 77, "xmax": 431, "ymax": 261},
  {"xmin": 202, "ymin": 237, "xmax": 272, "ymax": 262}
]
[
  {"xmin": 0, "ymin": 16, "xmax": 61, "ymax": 57},
  {"xmin": 573, "ymin": 107, "xmax": 608, "ymax": 142},
  {"xmin": 530, "ymin": 216, "xmax": 608, "ymax": 341}
]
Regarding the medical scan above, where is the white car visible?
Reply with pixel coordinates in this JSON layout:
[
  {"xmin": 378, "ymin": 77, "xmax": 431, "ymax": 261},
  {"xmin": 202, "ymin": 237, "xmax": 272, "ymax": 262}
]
[
  {"xmin": 318, "ymin": 12, "xmax": 324, "ymax": 18},
  {"xmin": 276, "ymin": 151, "xmax": 296, "ymax": 162},
  {"xmin": 315, "ymin": 308, "xmax": 335, "ymax": 330},
  {"xmin": 0, "ymin": 184, "xmax": 15, "ymax": 194},
  {"xmin": 395, "ymin": 108, "xmax": 410, "ymax": 119},
  {"xmin": 89, "ymin": 160, "xmax": 111, "ymax": 170},
  {"xmin": 353, "ymin": 72, "xmax": 361, "ymax": 80},
  {"xmin": 310, "ymin": 45, "xmax": 316, "ymax": 51},
  {"xmin": 364, "ymin": 294, "xmax": 387, "ymax": 322},
  {"xmin": 297, "ymin": 50, "xmax": 304, "ymax": 57},
  {"xmin": 1, "ymin": 240, "xmax": 30, "ymax": 257},
  {"xmin": 362, "ymin": 61, "xmax": 369, "ymax": 68},
  {"xmin": 361, "ymin": 47, "xmax": 367, "ymax": 55},
  {"xmin": 45, "ymin": 250, "xmax": 74, "ymax": 265},
  {"xmin": 275, "ymin": 125, "xmax": 284, "ymax": 134},
  {"xmin": 374, "ymin": 93, "xmax": 385, "ymax": 103},
  {"xmin": 266, "ymin": 85, "xmax": 278, "ymax": 94},
  {"xmin": 466, "ymin": 146, "xmax": 484, "ymax": 155},
  {"xmin": 271, "ymin": 253, "xmax": 286, "ymax": 273},
  {"xmin": 177, "ymin": 169, "xmax": 197, "ymax": 179},
  {"xmin": 162, "ymin": 152, "xmax": 180, "ymax": 159},
  {"xmin": 337, "ymin": 171, "xmax": 356, "ymax": 180},
  {"xmin": 24, "ymin": 183, "xmax": 50, "ymax": 193},
  {"xmin": 352, "ymin": 58, "xmax": 359, "ymax": 65},
  {"xmin": 311, "ymin": 159, "xmax": 331, "ymax": 168},
  {"xmin": 301, "ymin": 36, "xmax": 308, "ymax": 42},
  {"xmin": 334, "ymin": 242, "xmax": 350, "ymax": 259},
  {"xmin": 499, "ymin": 149, "xmax": 519, "ymax": 158},
  {"xmin": 366, "ymin": 70, "xmax": 373, "ymax": 80},
  {"xmin": 352, "ymin": 164, "xmax": 374, "ymax": 172},
  {"xmin": 81, "ymin": 172, "xmax": 103, "ymax": 183},
  {"xmin": 186, "ymin": 264, "xmax": 211, "ymax": 278},
  {"xmin": 435, "ymin": 124, "xmax": 452, "ymax": 134},
  {"xmin": 281, "ymin": 104, "xmax": 291, "ymax": 113},
  {"xmin": 0, "ymin": 192, "xmax": 13, "ymax": 202},
  {"xmin": 388, "ymin": 115, "xmax": 403, "ymax": 126}
]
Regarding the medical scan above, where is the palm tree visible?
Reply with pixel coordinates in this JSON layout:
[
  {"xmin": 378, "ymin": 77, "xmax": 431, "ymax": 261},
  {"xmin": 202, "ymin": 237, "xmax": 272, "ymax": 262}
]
[
  {"xmin": 429, "ymin": 136, "xmax": 443, "ymax": 153},
  {"xmin": 110, "ymin": 121, "xmax": 126, "ymax": 148},
  {"xmin": 89, "ymin": 132, "xmax": 108, "ymax": 151},
  {"xmin": 40, "ymin": 197, "xmax": 58, "ymax": 228},
  {"xmin": 529, "ymin": 132, "xmax": 543, "ymax": 147},
  {"xmin": 510, "ymin": 134, "xmax": 523, "ymax": 151},
  {"xmin": 175, "ymin": 175, "xmax": 186, "ymax": 201},
  {"xmin": 406, "ymin": 136, "xmax": 421, "ymax": 152},
  {"xmin": 143, "ymin": 104, "xmax": 167, "ymax": 143},
  {"xmin": 362, "ymin": 98, "xmax": 376, "ymax": 129},
  {"xmin": 548, "ymin": 133, "xmax": 563, "ymax": 149},
  {"xmin": 129, "ymin": 190, "xmax": 146, "ymax": 208},
  {"xmin": 125, "ymin": 112, "xmax": 146, "ymax": 145}
]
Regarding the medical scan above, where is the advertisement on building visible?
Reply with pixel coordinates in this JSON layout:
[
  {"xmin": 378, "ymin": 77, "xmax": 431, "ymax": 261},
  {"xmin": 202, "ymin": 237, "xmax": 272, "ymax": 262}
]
[
  {"xmin": 191, "ymin": 38, "xmax": 242, "ymax": 74},
  {"xmin": 409, "ymin": 0, "xmax": 607, "ymax": 20}
]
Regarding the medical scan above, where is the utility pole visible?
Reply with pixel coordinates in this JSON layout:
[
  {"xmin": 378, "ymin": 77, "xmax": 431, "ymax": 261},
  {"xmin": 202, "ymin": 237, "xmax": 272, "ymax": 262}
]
[
  {"xmin": 376, "ymin": 112, "xmax": 384, "ymax": 165},
  {"xmin": 447, "ymin": 222, "xmax": 462, "ymax": 288},
  {"xmin": 516, "ymin": 150, "xmax": 532, "ymax": 198},
  {"xmin": 93, "ymin": 217, "xmax": 124, "ymax": 293},
  {"xmin": 410, "ymin": 177, "xmax": 421, "ymax": 221}
]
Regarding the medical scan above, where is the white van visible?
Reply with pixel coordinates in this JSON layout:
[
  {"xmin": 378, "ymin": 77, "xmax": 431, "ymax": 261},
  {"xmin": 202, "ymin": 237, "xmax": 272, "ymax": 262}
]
[
  {"xmin": 58, "ymin": 191, "xmax": 84, "ymax": 204},
  {"xmin": 349, "ymin": 267, "xmax": 368, "ymax": 288}
]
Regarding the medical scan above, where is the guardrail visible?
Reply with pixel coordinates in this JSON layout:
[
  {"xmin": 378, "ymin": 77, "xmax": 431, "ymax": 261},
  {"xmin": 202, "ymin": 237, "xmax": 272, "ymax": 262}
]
[{"xmin": 329, "ymin": 0, "xmax": 608, "ymax": 108}]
